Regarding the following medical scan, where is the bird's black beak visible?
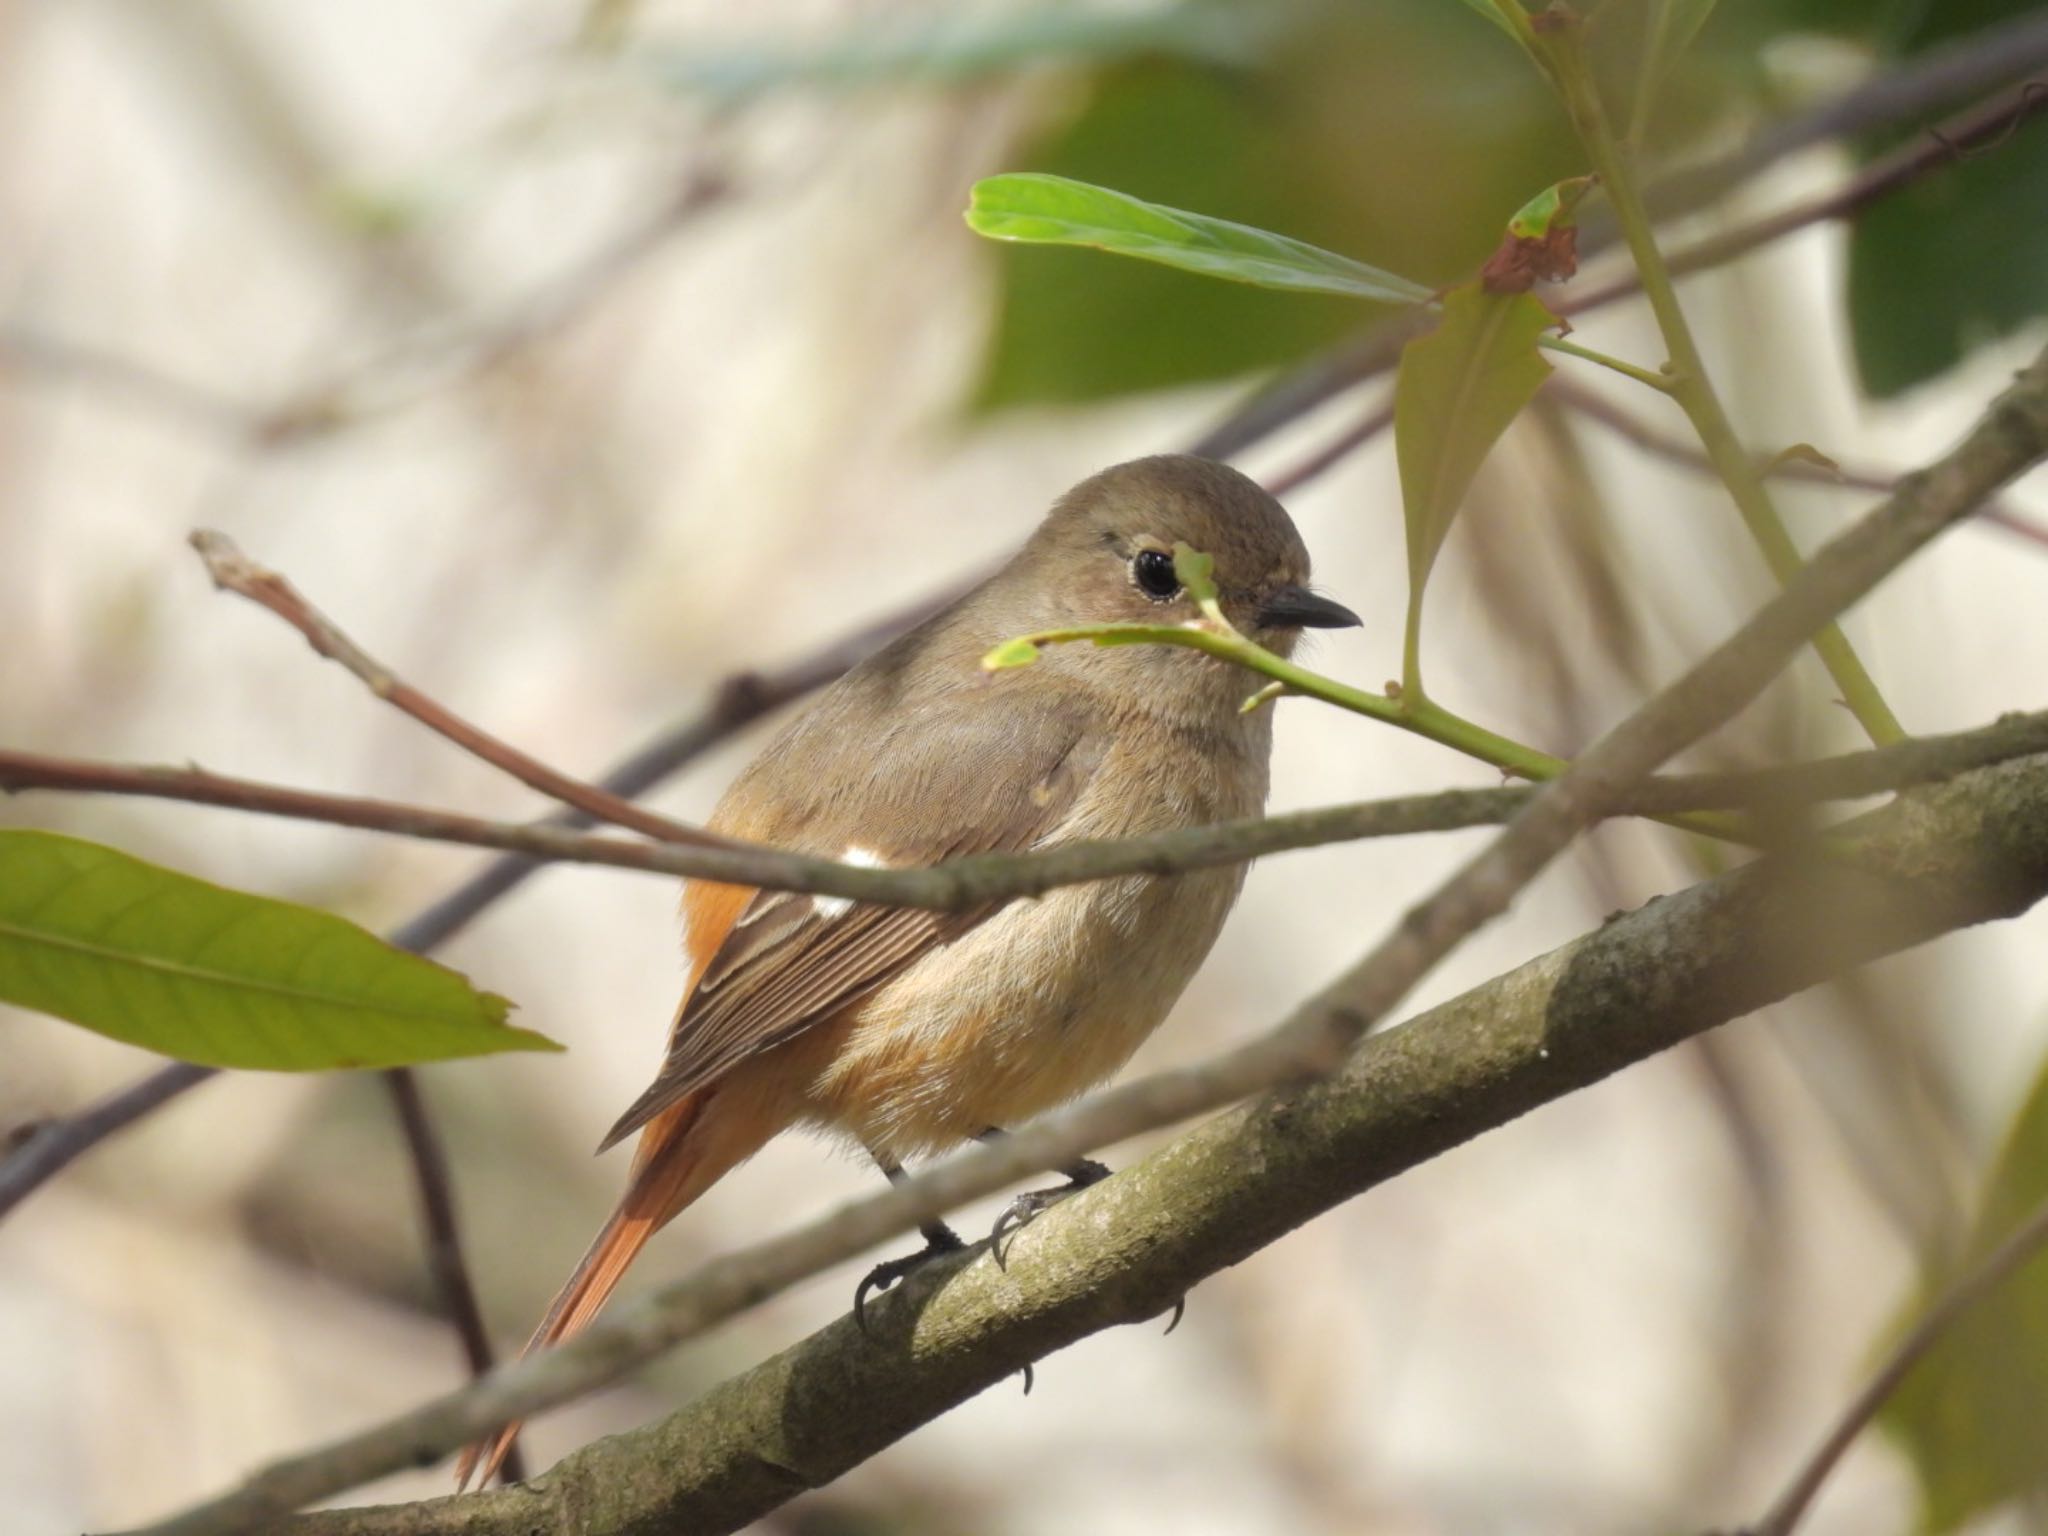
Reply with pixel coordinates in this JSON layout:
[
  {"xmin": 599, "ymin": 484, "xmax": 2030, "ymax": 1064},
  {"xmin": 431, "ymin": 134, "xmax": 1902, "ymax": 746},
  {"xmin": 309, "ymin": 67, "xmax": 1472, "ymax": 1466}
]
[{"xmin": 1257, "ymin": 585, "xmax": 1362, "ymax": 631}]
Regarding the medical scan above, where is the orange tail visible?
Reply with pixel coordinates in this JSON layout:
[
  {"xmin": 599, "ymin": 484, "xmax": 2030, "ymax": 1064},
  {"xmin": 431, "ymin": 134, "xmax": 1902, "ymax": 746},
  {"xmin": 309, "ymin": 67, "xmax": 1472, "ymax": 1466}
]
[{"xmin": 456, "ymin": 1089, "xmax": 743, "ymax": 1489}]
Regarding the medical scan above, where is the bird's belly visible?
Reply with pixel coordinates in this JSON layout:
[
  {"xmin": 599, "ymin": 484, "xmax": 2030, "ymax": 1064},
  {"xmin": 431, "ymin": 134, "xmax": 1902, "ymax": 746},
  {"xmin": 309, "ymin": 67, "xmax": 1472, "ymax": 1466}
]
[{"xmin": 805, "ymin": 866, "xmax": 1240, "ymax": 1158}]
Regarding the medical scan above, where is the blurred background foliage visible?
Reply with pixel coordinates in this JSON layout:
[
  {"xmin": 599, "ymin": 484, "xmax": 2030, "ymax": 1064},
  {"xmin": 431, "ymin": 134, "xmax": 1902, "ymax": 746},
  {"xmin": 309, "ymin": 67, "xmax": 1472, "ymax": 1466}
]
[{"xmin": 4, "ymin": 1, "xmax": 2048, "ymax": 1533}]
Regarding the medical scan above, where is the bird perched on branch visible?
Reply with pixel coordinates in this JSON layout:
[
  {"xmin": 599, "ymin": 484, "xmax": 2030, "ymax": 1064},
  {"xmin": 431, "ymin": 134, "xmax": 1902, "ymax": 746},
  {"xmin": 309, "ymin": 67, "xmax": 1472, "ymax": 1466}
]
[{"xmin": 459, "ymin": 453, "xmax": 1358, "ymax": 1487}]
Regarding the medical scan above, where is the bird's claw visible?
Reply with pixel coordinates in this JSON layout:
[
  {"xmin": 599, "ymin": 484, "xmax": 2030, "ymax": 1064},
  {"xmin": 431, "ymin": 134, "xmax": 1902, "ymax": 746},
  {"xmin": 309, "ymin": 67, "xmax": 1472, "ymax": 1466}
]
[
  {"xmin": 853, "ymin": 1225, "xmax": 965, "ymax": 1335},
  {"xmin": 990, "ymin": 1158, "xmax": 1112, "ymax": 1270},
  {"xmin": 990, "ymin": 1188, "xmax": 1068, "ymax": 1270}
]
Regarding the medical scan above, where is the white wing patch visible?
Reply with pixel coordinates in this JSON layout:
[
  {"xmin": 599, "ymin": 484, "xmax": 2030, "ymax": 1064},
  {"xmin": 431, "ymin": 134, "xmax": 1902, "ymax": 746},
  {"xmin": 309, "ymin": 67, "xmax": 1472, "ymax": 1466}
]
[{"xmin": 816, "ymin": 845, "xmax": 888, "ymax": 921}]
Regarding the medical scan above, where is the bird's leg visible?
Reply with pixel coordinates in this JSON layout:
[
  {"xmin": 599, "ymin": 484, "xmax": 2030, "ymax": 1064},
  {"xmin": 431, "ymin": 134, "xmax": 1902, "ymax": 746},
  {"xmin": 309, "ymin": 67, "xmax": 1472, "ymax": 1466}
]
[{"xmin": 853, "ymin": 1151, "xmax": 966, "ymax": 1335}]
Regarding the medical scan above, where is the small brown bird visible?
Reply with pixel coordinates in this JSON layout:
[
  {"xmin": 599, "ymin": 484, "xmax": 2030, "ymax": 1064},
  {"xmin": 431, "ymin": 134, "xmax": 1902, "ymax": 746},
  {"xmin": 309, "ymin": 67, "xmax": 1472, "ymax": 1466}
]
[{"xmin": 459, "ymin": 454, "xmax": 1357, "ymax": 1486}]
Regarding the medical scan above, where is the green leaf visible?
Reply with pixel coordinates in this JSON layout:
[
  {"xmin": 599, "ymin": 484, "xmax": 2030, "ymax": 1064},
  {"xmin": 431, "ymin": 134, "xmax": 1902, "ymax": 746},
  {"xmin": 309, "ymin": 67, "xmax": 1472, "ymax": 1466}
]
[
  {"xmin": 1635, "ymin": 0, "xmax": 1722, "ymax": 114},
  {"xmin": 1847, "ymin": 121, "xmax": 2048, "ymax": 397},
  {"xmin": 1394, "ymin": 285, "xmax": 1554, "ymax": 677},
  {"xmin": 981, "ymin": 636, "xmax": 1043, "ymax": 671},
  {"xmin": 967, "ymin": 173, "xmax": 1433, "ymax": 306},
  {"xmin": 1506, "ymin": 175, "xmax": 1596, "ymax": 240},
  {"xmin": 1451, "ymin": 0, "xmax": 1537, "ymax": 52},
  {"xmin": 1662, "ymin": 0, "xmax": 1723, "ymax": 59},
  {"xmin": 0, "ymin": 830, "xmax": 556, "ymax": 1070},
  {"xmin": 966, "ymin": 15, "xmax": 1581, "ymax": 408},
  {"xmin": 1171, "ymin": 543, "xmax": 1218, "ymax": 603},
  {"xmin": 1882, "ymin": 1045, "xmax": 2048, "ymax": 1530}
]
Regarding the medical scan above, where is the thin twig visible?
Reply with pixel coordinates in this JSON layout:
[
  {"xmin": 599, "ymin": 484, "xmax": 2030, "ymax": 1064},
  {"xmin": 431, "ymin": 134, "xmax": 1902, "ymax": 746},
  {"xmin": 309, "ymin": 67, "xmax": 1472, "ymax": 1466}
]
[
  {"xmin": 381, "ymin": 1071, "xmax": 527, "ymax": 1486},
  {"xmin": 1653, "ymin": 79, "xmax": 2048, "ymax": 293},
  {"xmin": 188, "ymin": 530, "xmax": 736, "ymax": 850},
  {"xmin": 0, "ymin": 594, "xmax": 926, "ymax": 1223},
  {"xmin": 1262, "ymin": 400, "xmax": 1395, "ymax": 496},
  {"xmin": 0, "ymin": 1063, "xmax": 215, "ymax": 1222},
  {"xmin": 1551, "ymin": 372, "xmax": 2048, "ymax": 551},
  {"xmin": 10, "ymin": 709, "xmax": 2048, "ymax": 906},
  {"xmin": 0, "ymin": 331, "xmax": 283, "ymax": 445},
  {"xmin": 261, "ymin": 748, "xmax": 2048, "ymax": 1536},
  {"xmin": 1740, "ymin": 1184, "xmax": 2048, "ymax": 1536},
  {"xmin": 110, "ymin": 343, "xmax": 2048, "ymax": 1536},
  {"xmin": 1668, "ymin": 16, "xmax": 2048, "ymax": 212}
]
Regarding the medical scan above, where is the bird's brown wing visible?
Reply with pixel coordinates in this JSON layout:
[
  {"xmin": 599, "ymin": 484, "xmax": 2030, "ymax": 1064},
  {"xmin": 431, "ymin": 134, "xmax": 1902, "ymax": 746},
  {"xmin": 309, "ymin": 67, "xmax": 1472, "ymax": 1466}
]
[{"xmin": 598, "ymin": 691, "xmax": 1107, "ymax": 1151}]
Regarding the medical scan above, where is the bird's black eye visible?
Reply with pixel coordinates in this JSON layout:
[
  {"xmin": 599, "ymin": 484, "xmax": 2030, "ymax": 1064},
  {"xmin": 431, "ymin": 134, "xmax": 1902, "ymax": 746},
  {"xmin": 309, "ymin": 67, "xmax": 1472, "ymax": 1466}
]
[{"xmin": 1131, "ymin": 548, "xmax": 1180, "ymax": 601}]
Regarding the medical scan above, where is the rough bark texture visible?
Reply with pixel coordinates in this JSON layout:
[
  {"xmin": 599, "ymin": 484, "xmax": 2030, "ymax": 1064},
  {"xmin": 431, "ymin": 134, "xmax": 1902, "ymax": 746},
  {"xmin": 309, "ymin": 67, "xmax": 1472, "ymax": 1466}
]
[{"xmin": 282, "ymin": 750, "xmax": 2048, "ymax": 1536}]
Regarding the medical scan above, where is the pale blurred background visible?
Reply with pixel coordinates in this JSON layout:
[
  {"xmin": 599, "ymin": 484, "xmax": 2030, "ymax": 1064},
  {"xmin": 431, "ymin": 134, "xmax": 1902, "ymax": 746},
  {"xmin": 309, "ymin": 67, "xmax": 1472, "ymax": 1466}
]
[{"xmin": 4, "ymin": 2, "xmax": 2047, "ymax": 1533}]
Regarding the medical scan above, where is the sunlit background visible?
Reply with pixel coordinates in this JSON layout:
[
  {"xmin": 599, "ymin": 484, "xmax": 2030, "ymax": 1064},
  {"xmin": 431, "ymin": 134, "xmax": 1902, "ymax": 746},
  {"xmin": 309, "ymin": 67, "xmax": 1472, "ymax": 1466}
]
[{"xmin": 5, "ymin": 2, "xmax": 2047, "ymax": 1532}]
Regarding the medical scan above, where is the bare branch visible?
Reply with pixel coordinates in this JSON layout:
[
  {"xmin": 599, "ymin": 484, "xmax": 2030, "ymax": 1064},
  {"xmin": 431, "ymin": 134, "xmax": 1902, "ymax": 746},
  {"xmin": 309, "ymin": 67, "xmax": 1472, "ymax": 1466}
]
[
  {"xmin": 1262, "ymin": 399, "xmax": 1394, "ymax": 496},
  {"xmin": 380, "ymin": 1072, "xmax": 526, "ymax": 1487},
  {"xmin": 1738, "ymin": 1189, "xmax": 2048, "ymax": 1536},
  {"xmin": 1550, "ymin": 372, "xmax": 2048, "ymax": 551},
  {"xmin": 237, "ymin": 747, "xmax": 2048, "ymax": 1536},
  {"xmin": 0, "ymin": 1063, "xmax": 215, "ymax": 1222},
  {"xmin": 1676, "ymin": 18, "xmax": 2048, "ymax": 209},
  {"xmin": 0, "ymin": 330, "xmax": 282, "ymax": 444},
  {"xmin": 188, "ymin": 530, "xmax": 736, "ymax": 850},
  {"xmin": 1641, "ymin": 79, "xmax": 2048, "ymax": 297},
  {"xmin": 10, "ymin": 710, "xmax": 2048, "ymax": 908},
  {"xmin": 111, "ymin": 342, "xmax": 2048, "ymax": 1536},
  {"xmin": 0, "ymin": 595, "xmax": 922, "ymax": 1223}
]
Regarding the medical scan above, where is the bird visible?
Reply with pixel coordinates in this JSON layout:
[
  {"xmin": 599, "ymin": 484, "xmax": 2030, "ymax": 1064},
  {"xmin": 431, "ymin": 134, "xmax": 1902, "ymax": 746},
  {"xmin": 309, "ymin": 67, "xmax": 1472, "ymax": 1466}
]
[{"xmin": 457, "ymin": 453, "xmax": 1358, "ymax": 1487}]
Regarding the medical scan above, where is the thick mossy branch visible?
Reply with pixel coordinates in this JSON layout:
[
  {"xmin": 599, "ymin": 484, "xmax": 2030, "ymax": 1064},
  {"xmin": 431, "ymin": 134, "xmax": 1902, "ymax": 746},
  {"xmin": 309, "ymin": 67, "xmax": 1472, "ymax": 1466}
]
[
  {"xmin": 115, "ymin": 343, "xmax": 2048, "ymax": 1536},
  {"xmin": 280, "ymin": 748, "xmax": 2048, "ymax": 1536}
]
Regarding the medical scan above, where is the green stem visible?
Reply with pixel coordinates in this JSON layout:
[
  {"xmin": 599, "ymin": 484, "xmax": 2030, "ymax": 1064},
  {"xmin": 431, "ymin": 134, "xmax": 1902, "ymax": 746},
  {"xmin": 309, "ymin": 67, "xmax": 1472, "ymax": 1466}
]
[
  {"xmin": 1538, "ymin": 31, "xmax": 1907, "ymax": 747},
  {"xmin": 1539, "ymin": 334, "xmax": 1674, "ymax": 393},
  {"xmin": 990, "ymin": 622, "xmax": 1752, "ymax": 843},
  {"xmin": 1400, "ymin": 594, "xmax": 1426, "ymax": 702}
]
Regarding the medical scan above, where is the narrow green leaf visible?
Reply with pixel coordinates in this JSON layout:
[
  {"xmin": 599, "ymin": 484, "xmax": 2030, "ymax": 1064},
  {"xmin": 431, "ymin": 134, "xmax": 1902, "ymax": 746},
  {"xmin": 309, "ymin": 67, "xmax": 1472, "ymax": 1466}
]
[
  {"xmin": 1659, "ymin": 0, "xmax": 1722, "ymax": 72},
  {"xmin": 966, "ymin": 174, "xmax": 1432, "ymax": 307},
  {"xmin": 1394, "ymin": 285, "xmax": 1555, "ymax": 666},
  {"xmin": 1632, "ymin": 0, "xmax": 1722, "ymax": 136},
  {"xmin": 1507, "ymin": 176, "xmax": 1596, "ymax": 240},
  {"xmin": 0, "ymin": 830, "xmax": 556, "ymax": 1070},
  {"xmin": 981, "ymin": 636, "xmax": 1043, "ymax": 671},
  {"xmin": 1882, "ymin": 1046, "xmax": 2048, "ymax": 1530},
  {"xmin": 1172, "ymin": 544, "xmax": 1218, "ymax": 603},
  {"xmin": 1451, "ymin": 0, "xmax": 1537, "ymax": 53}
]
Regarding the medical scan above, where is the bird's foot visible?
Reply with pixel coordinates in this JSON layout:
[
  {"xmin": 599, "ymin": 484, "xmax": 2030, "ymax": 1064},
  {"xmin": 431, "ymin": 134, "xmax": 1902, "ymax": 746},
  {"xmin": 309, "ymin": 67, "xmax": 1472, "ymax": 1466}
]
[
  {"xmin": 990, "ymin": 1157, "xmax": 1111, "ymax": 1269},
  {"xmin": 854, "ymin": 1222, "xmax": 965, "ymax": 1334}
]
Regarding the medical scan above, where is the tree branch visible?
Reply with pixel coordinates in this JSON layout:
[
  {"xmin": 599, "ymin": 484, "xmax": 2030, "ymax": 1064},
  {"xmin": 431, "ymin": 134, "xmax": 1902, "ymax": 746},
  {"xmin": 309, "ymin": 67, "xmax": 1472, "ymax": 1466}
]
[
  {"xmin": 187, "ymin": 530, "xmax": 742, "ymax": 849},
  {"xmin": 1738, "ymin": 1188, "xmax": 2048, "ymax": 1536},
  {"xmin": 8, "ymin": 709, "xmax": 2048, "ymax": 906},
  {"xmin": 0, "ymin": 596, "xmax": 926, "ymax": 1224},
  {"xmin": 111, "ymin": 342, "xmax": 2048, "ymax": 1536},
  {"xmin": 0, "ymin": 1062, "xmax": 216, "ymax": 1223},
  {"xmin": 1550, "ymin": 372, "xmax": 2048, "ymax": 552},
  {"xmin": 264, "ymin": 746, "xmax": 2048, "ymax": 1536}
]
